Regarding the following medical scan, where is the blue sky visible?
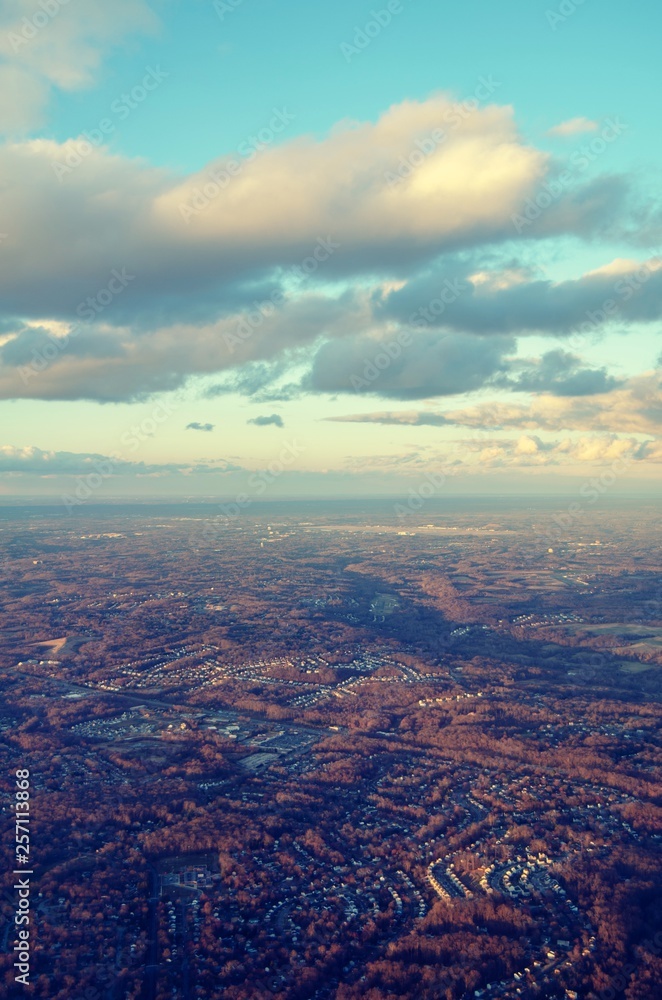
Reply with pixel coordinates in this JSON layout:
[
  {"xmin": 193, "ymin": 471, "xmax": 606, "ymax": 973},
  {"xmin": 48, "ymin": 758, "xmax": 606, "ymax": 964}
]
[
  {"xmin": 0, "ymin": 0, "xmax": 660, "ymax": 499},
  {"xmin": 45, "ymin": 0, "xmax": 662, "ymax": 174}
]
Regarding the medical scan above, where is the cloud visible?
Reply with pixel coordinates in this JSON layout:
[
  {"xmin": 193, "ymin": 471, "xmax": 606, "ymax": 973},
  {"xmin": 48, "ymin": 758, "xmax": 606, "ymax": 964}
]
[
  {"xmin": 1, "ymin": 250, "xmax": 655, "ymax": 404},
  {"xmin": 455, "ymin": 434, "xmax": 640, "ymax": 468},
  {"xmin": 307, "ymin": 332, "xmax": 515, "ymax": 399},
  {"xmin": 378, "ymin": 254, "xmax": 662, "ymax": 336},
  {"xmin": 0, "ymin": 64, "xmax": 47, "ymax": 132},
  {"xmin": 636, "ymin": 439, "xmax": 662, "ymax": 463},
  {"xmin": 0, "ymin": 445, "xmax": 241, "ymax": 476},
  {"xmin": 329, "ymin": 411, "xmax": 451, "ymax": 427},
  {"xmin": 0, "ymin": 96, "xmax": 649, "ymax": 403},
  {"xmin": 0, "ymin": 97, "xmax": 625, "ymax": 324},
  {"xmin": 328, "ymin": 373, "xmax": 662, "ymax": 437},
  {"xmin": 444, "ymin": 374, "xmax": 662, "ymax": 435},
  {"xmin": 497, "ymin": 350, "xmax": 622, "ymax": 396},
  {"xmin": 547, "ymin": 117, "xmax": 599, "ymax": 138},
  {"xmin": 186, "ymin": 422, "xmax": 214, "ymax": 432},
  {"xmin": 334, "ymin": 434, "xmax": 645, "ymax": 476},
  {"xmin": 247, "ymin": 414, "xmax": 284, "ymax": 428},
  {"xmin": 0, "ymin": 290, "xmax": 365, "ymax": 402},
  {"xmin": 0, "ymin": 0, "xmax": 160, "ymax": 133},
  {"xmin": 1, "ymin": 324, "xmax": 127, "ymax": 364},
  {"xmin": 316, "ymin": 342, "xmax": 622, "ymax": 402}
]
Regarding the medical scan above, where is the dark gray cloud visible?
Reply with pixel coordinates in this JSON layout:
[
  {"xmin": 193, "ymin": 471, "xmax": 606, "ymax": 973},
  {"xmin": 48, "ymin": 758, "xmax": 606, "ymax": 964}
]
[
  {"xmin": 247, "ymin": 414, "xmax": 284, "ymax": 428},
  {"xmin": 378, "ymin": 255, "xmax": 662, "ymax": 335},
  {"xmin": 0, "ymin": 292, "xmax": 360, "ymax": 403},
  {"xmin": 328, "ymin": 412, "xmax": 451, "ymax": 427},
  {"xmin": 186, "ymin": 422, "xmax": 215, "ymax": 432},
  {"xmin": 498, "ymin": 350, "xmax": 622, "ymax": 396},
  {"xmin": 307, "ymin": 332, "xmax": 621, "ymax": 403},
  {"xmin": 306, "ymin": 332, "xmax": 515, "ymax": 400}
]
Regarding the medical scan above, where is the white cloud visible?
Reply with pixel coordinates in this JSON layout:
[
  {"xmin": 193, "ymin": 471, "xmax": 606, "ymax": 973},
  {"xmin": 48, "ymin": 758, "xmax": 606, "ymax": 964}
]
[
  {"xmin": 442, "ymin": 375, "xmax": 662, "ymax": 436},
  {"xmin": 157, "ymin": 97, "xmax": 548, "ymax": 251},
  {"xmin": 0, "ymin": 95, "xmax": 568, "ymax": 320},
  {"xmin": 459, "ymin": 434, "xmax": 639, "ymax": 468},
  {"xmin": 0, "ymin": 0, "xmax": 160, "ymax": 132},
  {"xmin": 547, "ymin": 116, "xmax": 599, "ymax": 138},
  {"xmin": 328, "ymin": 373, "xmax": 662, "ymax": 438},
  {"xmin": 584, "ymin": 256, "xmax": 662, "ymax": 279}
]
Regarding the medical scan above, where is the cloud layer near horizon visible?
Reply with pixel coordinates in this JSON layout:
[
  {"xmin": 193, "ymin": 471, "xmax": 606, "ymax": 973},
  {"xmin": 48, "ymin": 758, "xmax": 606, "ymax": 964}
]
[
  {"xmin": 326, "ymin": 372, "xmax": 662, "ymax": 436},
  {"xmin": 0, "ymin": 444, "xmax": 240, "ymax": 476}
]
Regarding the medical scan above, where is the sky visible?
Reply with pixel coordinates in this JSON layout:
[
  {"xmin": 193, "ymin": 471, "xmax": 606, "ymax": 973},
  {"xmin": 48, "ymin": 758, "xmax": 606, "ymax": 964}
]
[{"xmin": 0, "ymin": 0, "xmax": 661, "ymax": 502}]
